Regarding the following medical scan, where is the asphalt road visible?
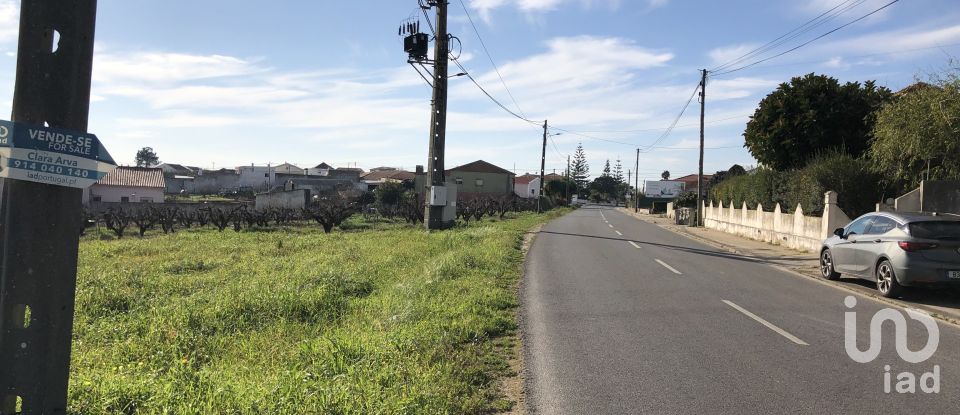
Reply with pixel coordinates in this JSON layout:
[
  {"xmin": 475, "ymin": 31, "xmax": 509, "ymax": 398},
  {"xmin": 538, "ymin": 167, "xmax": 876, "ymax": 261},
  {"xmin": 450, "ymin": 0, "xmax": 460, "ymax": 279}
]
[{"xmin": 522, "ymin": 205, "xmax": 960, "ymax": 414}]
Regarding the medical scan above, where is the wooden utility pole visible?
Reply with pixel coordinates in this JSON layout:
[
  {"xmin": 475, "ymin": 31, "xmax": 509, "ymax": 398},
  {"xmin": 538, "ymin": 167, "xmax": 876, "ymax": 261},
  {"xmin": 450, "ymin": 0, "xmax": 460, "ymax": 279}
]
[
  {"xmin": 538, "ymin": 120, "xmax": 547, "ymax": 213},
  {"xmin": 634, "ymin": 148, "xmax": 640, "ymax": 213},
  {"xmin": 1, "ymin": 1, "xmax": 98, "ymax": 414},
  {"xmin": 696, "ymin": 69, "xmax": 706, "ymax": 227},
  {"xmin": 424, "ymin": 0, "xmax": 450, "ymax": 230},
  {"xmin": 626, "ymin": 170, "xmax": 631, "ymax": 208}
]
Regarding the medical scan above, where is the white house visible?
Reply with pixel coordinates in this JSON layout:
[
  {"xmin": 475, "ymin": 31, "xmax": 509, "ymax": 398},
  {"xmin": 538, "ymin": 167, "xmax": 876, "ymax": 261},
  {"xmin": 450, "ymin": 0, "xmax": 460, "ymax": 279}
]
[
  {"xmin": 236, "ymin": 165, "xmax": 276, "ymax": 190},
  {"xmin": 514, "ymin": 174, "xmax": 541, "ymax": 199},
  {"xmin": 273, "ymin": 163, "xmax": 305, "ymax": 175},
  {"xmin": 85, "ymin": 167, "xmax": 165, "ymax": 204}
]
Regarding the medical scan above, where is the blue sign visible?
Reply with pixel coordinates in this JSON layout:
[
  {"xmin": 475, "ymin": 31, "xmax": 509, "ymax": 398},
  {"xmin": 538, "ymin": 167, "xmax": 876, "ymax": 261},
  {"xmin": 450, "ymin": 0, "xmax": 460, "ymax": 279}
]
[{"xmin": 0, "ymin": 120, "xmax": 116, "ymax": 188}]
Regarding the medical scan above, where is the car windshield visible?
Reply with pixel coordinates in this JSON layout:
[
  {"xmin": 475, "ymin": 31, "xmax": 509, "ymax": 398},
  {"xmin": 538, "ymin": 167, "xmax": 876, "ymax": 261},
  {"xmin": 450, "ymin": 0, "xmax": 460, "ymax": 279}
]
[{"xmin": 909, "ymin": 221, "xmax": 960, "ymax": 240}]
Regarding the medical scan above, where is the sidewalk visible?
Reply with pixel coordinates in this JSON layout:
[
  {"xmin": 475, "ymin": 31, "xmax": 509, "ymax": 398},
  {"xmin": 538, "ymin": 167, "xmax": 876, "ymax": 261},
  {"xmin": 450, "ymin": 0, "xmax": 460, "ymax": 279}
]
[{"xmin": 618, "ymin": 208, "xmax": 960, "ymax": 326}]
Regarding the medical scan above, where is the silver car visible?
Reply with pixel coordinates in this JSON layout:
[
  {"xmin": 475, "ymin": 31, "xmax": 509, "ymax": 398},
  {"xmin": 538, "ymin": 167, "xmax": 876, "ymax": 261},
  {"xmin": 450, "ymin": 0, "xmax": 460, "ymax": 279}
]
[{"xmin": 820, "ymin": 212, "xmax": 960, "ymax": 298}]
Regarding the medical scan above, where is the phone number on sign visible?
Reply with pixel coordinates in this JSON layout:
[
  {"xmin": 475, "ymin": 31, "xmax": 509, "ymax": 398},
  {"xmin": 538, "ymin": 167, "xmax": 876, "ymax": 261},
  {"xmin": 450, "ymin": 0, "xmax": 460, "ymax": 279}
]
[{"xmin": 9, "ymin": 158, "xmax": 92, "ymax": 178}]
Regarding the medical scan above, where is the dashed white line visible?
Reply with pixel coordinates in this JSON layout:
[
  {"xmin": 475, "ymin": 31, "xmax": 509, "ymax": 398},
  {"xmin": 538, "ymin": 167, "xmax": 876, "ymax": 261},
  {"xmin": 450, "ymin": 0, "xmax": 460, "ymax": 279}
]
[
  {"xmin": 615, "ymin": 230, "xmax": 623, "ymax": 236},
  {"xmin": 628, "ymin": 241, "xmax": 642, "ymax": 249},
  {"xmin": 722, "ymin": 300, "xmax": 809, "ymax": 346},
  {"xmin": 608, "ymin": 224, "xmax": 614, "ymax": 228},
  {"xmin": 655, "ymin": 259, "xmax": 682, "ymax": 275}
]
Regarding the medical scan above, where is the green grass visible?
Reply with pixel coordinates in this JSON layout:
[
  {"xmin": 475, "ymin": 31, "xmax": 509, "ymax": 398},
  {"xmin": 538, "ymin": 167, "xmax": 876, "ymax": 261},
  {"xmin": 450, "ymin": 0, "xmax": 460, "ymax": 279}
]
[{"xmin": 69, "ymin": 210, "xmax": 567, "ymax": 414}]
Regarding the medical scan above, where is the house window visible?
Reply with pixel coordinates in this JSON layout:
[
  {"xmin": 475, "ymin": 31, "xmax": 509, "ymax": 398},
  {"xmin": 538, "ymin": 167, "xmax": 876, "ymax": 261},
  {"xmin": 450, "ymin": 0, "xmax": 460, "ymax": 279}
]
[
  {"xmin": 455, "ymin": 178, "xmax": 463, "ymax": 185},
  {"xmin": 531, "ymin": 189, "xmax": 535, "ymax": 195},
  {"xmin": 475, "ymin": 179, "xmax": 484, "ymax": 187},
  {"xmin": 120, "ymin": 197, "xmax": 129, "ymax": 203},
  {"xmin": 264, "ymin": 173, "xmax": 269, "ymax": 178},
  {"xmin": 92, "ymin": 196, "xmax": 102, "ymax": 202}
]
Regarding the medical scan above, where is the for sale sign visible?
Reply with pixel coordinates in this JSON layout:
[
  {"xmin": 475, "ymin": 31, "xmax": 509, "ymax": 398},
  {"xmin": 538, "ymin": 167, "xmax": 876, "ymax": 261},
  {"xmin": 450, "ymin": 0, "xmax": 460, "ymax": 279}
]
[{"xmin": 0, "ymin": 120, "xmax": 116, "ymax": 188}]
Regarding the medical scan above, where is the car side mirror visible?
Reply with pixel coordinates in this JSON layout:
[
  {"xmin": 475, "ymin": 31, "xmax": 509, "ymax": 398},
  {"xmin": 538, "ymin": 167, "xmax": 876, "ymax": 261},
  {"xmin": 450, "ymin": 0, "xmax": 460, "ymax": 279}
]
[{"xmin": 834, "ymin": 228, "xmax": 845, "ymax": 239}]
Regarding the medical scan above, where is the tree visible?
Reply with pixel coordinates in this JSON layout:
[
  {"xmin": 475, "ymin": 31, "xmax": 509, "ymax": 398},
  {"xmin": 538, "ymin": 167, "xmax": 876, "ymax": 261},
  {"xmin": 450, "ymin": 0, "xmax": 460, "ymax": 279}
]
[
  {"xmin": 613, "ymin": 159, "xmax": 624, "ymax": 183},
  {"xmin": 375, "ymin": 182, "xmax": 405, "ymax": 206},
  {"xmin": 727, "ymin": 164, "xmax": 747, "ymax": 177},
  {"xmin": 661, "ymin": 170, "xmax": 670, "ymax": 181},
  {"xmin": 870, "ymin": 77, "xmax": 960, "ymax": 192},
  {"xmin": 602, "ymin": 160, "xmax": 611, "ymax": 177},
  {"xmin": 571, "ymin": 143, "xmax": 590, "ymax": 192},
  {"xmin": 135, "ymin": 147, "xmax": 160, "ymax": 167},
  {"xmin": 744, "ymin": 73, "xmax": 892, "ymax": 170},
  {"xmin": 545, "ymin": 177, "xmax": 577, "ymax": 201},
  {"xmin": 590, "ymin": 175, "xmax": 618, "ymax": 201}
]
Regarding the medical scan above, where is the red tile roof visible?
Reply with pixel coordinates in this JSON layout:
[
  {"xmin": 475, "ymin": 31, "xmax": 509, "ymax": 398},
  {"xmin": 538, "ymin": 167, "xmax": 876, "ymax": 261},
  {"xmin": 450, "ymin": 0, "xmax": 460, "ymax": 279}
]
[
  {"xmin": 515, "ymin": 174, "xmax": 539, "ymax": 185},
  {"xmin": 96, "ymin": 167, "xmax": 165, "ymax": 188}
]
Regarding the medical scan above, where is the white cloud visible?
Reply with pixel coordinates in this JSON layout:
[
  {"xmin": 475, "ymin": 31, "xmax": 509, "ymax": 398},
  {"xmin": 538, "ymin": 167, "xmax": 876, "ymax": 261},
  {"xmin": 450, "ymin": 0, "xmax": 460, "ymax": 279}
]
[
  {"xmin": 467, "ymin": 0, "xmax": 630, "ymax": 23},
  {"xmin": 0, "ymin": 1, "xmax": 19, "ymax": 44},
  {"xmin": 708, "ymin": 43, "xmax": 761, "ymax": 67}
]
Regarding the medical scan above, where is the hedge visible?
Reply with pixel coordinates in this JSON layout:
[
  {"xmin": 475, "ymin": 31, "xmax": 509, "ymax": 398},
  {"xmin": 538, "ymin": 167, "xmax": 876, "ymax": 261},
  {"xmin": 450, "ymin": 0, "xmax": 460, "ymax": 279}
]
[{"xmin": 710, "ymin": 152, "xmax": 884, "ymax": 217}]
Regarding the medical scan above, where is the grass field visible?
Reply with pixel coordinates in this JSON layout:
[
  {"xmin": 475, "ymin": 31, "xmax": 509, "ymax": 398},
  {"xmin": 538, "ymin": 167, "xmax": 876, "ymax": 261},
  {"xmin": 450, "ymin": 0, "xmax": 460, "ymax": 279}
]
[{"xmin": 69, "ymin": 210, "xmax": 567, "ymax": 414}]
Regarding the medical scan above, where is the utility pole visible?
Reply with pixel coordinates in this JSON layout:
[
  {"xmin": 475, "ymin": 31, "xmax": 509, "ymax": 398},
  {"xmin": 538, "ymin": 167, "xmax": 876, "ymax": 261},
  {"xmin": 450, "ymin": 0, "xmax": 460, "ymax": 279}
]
[
  {"xmin": 565, "ymin": 155, "xmax": 570, "ymax": 204},
  {"xmin": 1, "ymin": 1, "xmax": 98, "ymax": 414},
  {"xmin": 424, "ymin": 0, "xmax": 450, "ymax": 230},
  {"xmin": 626, "ymin": 170, "xmax": 631, "ymax": 208},
  {"xmin": 696, "ymin": 69, "xmax": 707, "ymax": 227},
  {"xmin": 634, "ymin": 148, "xmax": 640, "ymax": 213},
  {"xmin": 538, "ymin": 120, "xmax": 547, "ymax": 213}
]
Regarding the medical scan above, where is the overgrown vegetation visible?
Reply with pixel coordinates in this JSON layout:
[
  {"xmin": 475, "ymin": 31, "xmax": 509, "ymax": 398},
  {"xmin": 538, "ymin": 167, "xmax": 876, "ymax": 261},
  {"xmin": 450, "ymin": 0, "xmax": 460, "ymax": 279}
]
[
  {"xmin": 69, "ymin": 209, "xmax": 569, "ymax": 414},
  {"xmin": 711, "ymin": 152, "xmax": 884, "ymax": 216}
]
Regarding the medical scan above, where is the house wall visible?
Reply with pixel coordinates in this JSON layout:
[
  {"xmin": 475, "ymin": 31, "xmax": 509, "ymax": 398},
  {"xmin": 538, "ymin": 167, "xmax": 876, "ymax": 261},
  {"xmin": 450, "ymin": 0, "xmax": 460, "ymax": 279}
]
[
  {"xmin": 192, "ymin": 172, "xmax": 243, "ymax": 194},
  {"xmin": 445, "ymin": 171, "xmax": 514, "ymax": 195},
  {"xmin": 702, "ymin": 191, "xmax": 850, "ymax": 253},
  {"xmin": 514, "ymin": 179, "xmax": 540, "ymax": 198},
  {"xmin": 236, "ymin": 167, "xmax": 275, "ymax": 190},
  {"xmin": 87, "ymin": 185, "xmax": 164, "ymax": 204},
  {"xmin": 920, "ymin": 180, "xmax": 960, "ymax": 214},
  {"xmin": 255, "ymin": 189, "xmax": 310, "ymax": 210}
]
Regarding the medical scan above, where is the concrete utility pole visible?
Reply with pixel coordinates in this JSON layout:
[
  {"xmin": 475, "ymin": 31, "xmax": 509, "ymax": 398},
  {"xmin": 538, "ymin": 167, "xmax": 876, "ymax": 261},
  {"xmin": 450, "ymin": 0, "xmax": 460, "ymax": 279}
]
[
  {"xmin": 634, "ymin": 148, "xmax": 640, "ymax": 213},
  {"xmin": 424, "ymin": 0, "xmax": 450, "ymax": 230},
  {"xmin": 538, "ymin": 120, "xmax": 547, "ymax": 213},
  {"xmin": 565, "ymin": 154, "xmax": 570, "ymax": 204},
  {"xmin": 0, "ymin": 1, "xmax": 98, "ymax": 414},
  {"xmin": 696, "ymin": 69, "xmax": 707, "ymax": 227}
]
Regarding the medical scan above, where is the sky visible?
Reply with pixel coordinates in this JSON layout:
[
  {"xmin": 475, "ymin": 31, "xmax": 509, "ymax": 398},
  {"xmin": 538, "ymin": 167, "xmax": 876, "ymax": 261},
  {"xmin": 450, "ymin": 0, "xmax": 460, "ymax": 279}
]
[{"xmin": 0, "ymin": 0, "xmax": 958, "ymax": 183}]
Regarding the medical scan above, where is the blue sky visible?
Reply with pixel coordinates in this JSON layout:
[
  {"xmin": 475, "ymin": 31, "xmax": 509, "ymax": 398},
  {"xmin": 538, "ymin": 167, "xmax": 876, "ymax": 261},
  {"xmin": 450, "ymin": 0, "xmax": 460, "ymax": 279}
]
[{"xmin": 0, "ymin": 0, "xmax": 958, "ymax": 182}]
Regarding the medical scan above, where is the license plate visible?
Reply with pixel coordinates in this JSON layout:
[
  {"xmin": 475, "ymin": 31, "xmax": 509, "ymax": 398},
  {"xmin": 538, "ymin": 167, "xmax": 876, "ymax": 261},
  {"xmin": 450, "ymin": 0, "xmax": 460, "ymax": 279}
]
[{"xmin": 950, "ymin": 271, "xmax": 960, "ymax": 280}]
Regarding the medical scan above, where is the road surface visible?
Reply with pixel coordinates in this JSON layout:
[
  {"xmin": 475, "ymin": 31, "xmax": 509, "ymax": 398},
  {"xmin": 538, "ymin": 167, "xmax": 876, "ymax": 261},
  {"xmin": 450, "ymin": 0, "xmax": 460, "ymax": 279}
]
[{"xmin": 522, "ymin": 205, "xmax": 960, "ymax": 414}]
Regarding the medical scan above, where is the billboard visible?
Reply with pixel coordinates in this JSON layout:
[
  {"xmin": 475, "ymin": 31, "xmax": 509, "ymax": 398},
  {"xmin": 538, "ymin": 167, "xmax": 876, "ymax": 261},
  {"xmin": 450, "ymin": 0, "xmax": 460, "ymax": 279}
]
[{"xmin": 644, "ymin": 180, "xmax": 685, "ymax": 198}]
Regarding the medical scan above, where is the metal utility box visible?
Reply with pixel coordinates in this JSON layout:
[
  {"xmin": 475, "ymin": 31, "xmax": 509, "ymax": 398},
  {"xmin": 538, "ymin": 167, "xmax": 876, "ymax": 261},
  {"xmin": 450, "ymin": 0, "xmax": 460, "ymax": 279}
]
[
  {"xmin": 405, "ymin": 33, "xmax": 430, "ymax": 60},
  {"xmin": 430, "ymin": 185, "xmax": 448, "ymax": 206}
]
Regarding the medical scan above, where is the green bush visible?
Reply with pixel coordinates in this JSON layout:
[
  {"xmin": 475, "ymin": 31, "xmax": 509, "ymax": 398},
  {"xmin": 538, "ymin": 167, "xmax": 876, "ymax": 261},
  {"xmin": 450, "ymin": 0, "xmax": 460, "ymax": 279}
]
[{"xmin": 711, "ymin": 152, "xmax": 884, "ymax": 217}]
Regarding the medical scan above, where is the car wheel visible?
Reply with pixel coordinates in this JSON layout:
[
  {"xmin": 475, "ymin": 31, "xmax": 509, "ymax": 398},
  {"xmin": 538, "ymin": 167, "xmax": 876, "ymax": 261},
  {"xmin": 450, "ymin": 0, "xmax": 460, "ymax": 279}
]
[
  {"xmin": 876, "ymin": 260, "xmax": 903, "ymax": 298},
  {"xmin": 820, "ymin": 249, "xmax": 841, "ymax": 281}
]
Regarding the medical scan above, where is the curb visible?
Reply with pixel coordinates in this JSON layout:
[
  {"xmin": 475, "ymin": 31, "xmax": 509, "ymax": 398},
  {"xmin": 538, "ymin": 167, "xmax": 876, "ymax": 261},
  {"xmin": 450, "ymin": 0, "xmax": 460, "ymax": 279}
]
[{"xmin": 620, "ymin": 209, "xmax": 960, "ymax": 329}]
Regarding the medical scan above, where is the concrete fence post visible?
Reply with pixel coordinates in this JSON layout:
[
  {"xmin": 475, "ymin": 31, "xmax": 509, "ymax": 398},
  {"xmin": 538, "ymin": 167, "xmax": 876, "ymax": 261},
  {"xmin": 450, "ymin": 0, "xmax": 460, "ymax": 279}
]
[
  {"xmin": 821, "ymin": 190, "xmax": 849, "ymax": 240},
  {"xmin": 773, "ymin": 203, "xmax": 782, "ymax": 233}
]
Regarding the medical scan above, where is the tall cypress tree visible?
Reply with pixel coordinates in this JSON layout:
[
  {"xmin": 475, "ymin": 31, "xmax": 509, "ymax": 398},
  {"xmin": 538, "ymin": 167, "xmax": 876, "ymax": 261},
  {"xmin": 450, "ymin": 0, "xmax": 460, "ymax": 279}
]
[{"xmin": 571, "ymin": 143, "xmax": 590, "ymax": 191}]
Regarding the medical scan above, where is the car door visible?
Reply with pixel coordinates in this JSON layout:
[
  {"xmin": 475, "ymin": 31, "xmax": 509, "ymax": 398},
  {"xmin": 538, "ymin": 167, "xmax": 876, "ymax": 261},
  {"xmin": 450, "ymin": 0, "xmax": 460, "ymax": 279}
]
[
  {"xmin": 852, "ymin": 216, "xmax": 899, "ymax": 276},
  {"xmin": 832, "ymin": 216, "xmax": 874, "ymax": 275}
]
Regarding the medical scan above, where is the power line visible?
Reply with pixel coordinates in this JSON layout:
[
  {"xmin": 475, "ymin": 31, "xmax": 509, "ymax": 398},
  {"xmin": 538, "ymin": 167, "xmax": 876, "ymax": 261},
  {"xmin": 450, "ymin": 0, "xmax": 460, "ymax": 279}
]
[
  {"xmin": 710, "ymin": 43, "xmax": 960, "ymax": 78},
  {"xmin": 711, "ymin": 0, "xmax": 865, "ymax": 73},
  {"xmin": 713, "ymin": 0, "xmax": 902, "ymax": 76},
  {"xmin": 457, "ymin": 0, "xmax": 527, "ymax": 119},
  {"xmin": 451, "ymin": 56, "xmax": 543, "ymax": 125}
]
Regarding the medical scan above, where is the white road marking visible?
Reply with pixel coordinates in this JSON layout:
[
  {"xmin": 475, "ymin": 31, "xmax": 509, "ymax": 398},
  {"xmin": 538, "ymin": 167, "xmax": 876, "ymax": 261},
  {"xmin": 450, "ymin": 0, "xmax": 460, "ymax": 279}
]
[
  {"xmin": 655, "ymin": 259, "xmax": 682, "ymax": 275},
  {"xmin": 722, "ymin": 300, "xmax": 809, "ymax": 346},
  {"xmin": 628, "ymin": 241, "xmax": 642, "ymax": 249},
  {"xmin": 615, "ymin": 230, "xmax": 623, "ymax": 236},
  {"xmin": 600, "ymin": 209, "xmax": 608, "ymax": 221},
  {"xmin": 608, "ymin": 224, "xmax": 614, "ymax": 228}
]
